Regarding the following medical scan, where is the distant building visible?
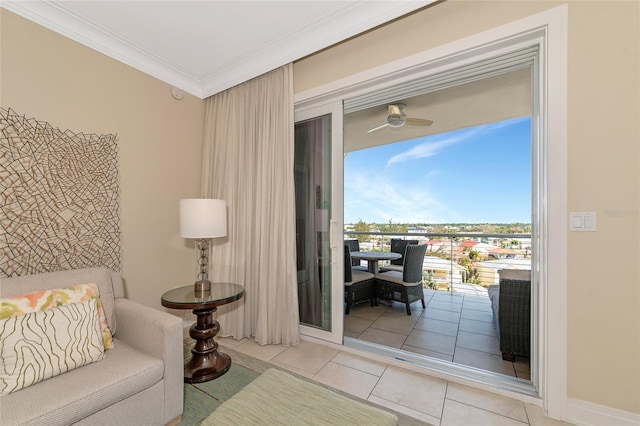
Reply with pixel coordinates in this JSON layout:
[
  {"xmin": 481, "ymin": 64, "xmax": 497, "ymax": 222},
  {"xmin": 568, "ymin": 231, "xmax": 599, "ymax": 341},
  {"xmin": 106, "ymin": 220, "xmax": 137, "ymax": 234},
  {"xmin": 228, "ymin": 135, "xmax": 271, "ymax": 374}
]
[
  {"xmin": 460, "ymin": 241, "xmax": 479, "ymax": 249},
  {"xmin": 476, "ymin": 258, "xmax": 531, "ymax": 286},
  {"xmin": 422, "ymin": 256, "xmax": 468, "ymax": 284},
  {"xmin": 469, "ymin": 242, "xmax": 499, "ymax": 255},
  {"xmin": 488, "ymin": 248, "xmax": 518, "ymax": 259}
]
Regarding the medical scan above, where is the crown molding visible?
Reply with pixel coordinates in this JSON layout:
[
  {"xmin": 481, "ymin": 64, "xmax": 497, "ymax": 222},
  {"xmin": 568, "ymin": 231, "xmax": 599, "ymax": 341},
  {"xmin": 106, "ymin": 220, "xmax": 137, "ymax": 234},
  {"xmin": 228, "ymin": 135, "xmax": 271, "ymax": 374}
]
[
  {"xmin": 1, "ymin": 0, "xmax": 204, "ymax": 97},
  {"xmin": 2, "ymin": 0, "xmax": 436, "ymax": 99}
]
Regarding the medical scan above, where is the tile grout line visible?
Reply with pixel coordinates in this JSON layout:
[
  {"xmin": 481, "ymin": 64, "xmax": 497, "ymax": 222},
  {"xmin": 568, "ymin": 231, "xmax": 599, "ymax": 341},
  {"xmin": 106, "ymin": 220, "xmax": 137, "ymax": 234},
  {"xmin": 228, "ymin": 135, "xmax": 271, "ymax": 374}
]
[
  {"xmin": 364, "ymin": 362, "xmax": 388, "ymax": 403},
  {"xmin": 440, "ymin": 381, "xmax": 450, "ymax": 426},
  {"xmin": 444, "ymin": 398, "xmax": 530, "ymax": 425},
  {"xmin": 449, "ymin": 295, "xmax": 463, "ymax": 365}
]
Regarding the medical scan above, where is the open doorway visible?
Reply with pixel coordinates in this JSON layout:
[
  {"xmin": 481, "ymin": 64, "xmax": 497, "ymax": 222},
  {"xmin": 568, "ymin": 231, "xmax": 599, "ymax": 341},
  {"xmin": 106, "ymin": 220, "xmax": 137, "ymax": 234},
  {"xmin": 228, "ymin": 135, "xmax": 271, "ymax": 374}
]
[
  {"xmin": 344, "ymin": 67, "xmax": 533, "ymax": 381},
  {"xmin": 296, "ymin": 11, "xmax": 569, "ymax": 405},
  {"xmin": 342, "ymin": 64, "xmax": 535, "ymax": 383}
]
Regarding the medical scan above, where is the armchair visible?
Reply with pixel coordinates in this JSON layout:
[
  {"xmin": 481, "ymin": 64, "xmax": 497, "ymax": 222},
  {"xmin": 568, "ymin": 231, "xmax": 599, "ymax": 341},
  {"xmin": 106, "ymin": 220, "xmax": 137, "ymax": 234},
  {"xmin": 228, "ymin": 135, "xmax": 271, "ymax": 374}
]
[
  {"xmin": 488, "ymin": 269, "xmax": 531, "ymax": 361},
  {"xmin": 0, "ymin": 267, "xmax": 183, "ymax": 425},
  {"xmin": 379, "ymin": 239, "xmax": 419, "ymax": 273},
  {"xmin": 344, "ymin": 239, "xmax": 367, "ymax": 271},
  {"xmin": 344, "ymin": 246, "xmax": 375, "ymax": 314},
  {"xmin": 375, "ymin": 244, "xmax": 427, "ymax": 315}
]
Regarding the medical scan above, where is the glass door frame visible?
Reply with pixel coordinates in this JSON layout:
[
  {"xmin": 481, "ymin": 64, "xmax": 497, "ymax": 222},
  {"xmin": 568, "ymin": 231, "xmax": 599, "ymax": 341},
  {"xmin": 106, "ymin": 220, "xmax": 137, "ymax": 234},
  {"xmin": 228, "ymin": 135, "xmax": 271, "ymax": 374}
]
[
  {"xmin": 295, "ymin": 99, "xmax": 345, "ymax": 345},
  {"xmin": 294, "ymin": 6, "xmax": 568, "ymax": 414}
]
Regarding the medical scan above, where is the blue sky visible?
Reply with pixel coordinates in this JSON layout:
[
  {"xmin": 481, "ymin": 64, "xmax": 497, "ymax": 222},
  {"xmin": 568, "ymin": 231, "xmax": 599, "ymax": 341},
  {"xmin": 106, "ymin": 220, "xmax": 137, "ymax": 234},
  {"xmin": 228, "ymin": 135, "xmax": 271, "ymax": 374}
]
[{"xmin": 344, "ymin": 116, "xmax": 531, "ymax": 224}]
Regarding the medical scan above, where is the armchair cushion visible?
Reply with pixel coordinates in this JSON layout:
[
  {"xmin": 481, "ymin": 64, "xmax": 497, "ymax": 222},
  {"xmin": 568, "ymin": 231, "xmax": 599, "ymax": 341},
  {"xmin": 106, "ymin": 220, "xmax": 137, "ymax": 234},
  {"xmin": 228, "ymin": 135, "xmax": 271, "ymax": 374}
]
[
  {"xmin": 0, "ymin": 338, "xmax": 163, "ymax": 425},
  {"xmin": 114, "ymin": 298, "xmax": 184, "ymax": 422},
  {"xmin": 374, "ymin": 270, "xmax": 418, "ymax": 286},
  {"xmin": 345, "ymin": 270, "xmax": 375, "ymax": 285}
]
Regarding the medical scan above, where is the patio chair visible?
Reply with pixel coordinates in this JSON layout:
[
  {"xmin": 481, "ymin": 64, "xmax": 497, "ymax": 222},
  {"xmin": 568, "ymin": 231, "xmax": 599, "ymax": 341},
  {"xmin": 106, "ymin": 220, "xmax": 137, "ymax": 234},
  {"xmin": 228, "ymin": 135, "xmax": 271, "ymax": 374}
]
[
  {"xmin": 379, "ymin": 238, "xmax": 419, "ymax": 272},
  {"xmin": 488, "ymin": 269, "xmax": 531, "ymax": 361},
  {"xmin": 375, "ymin": 243, "xmax": 428, "ymax": 315},
  {"xmin": 344, "ymin": 245, "xmax": 375, "ymax": 315},
  {"xmin": 344, "ymin": 238, "xmax": 367, "ymax": 271}
]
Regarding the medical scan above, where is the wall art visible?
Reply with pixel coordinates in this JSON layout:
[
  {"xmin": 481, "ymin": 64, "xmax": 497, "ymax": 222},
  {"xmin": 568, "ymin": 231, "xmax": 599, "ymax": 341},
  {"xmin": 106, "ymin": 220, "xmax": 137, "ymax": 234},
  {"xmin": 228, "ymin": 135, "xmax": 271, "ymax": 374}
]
[{"xmin": 0, "ymin": 108, "xmax": 120, "ymax": 277}]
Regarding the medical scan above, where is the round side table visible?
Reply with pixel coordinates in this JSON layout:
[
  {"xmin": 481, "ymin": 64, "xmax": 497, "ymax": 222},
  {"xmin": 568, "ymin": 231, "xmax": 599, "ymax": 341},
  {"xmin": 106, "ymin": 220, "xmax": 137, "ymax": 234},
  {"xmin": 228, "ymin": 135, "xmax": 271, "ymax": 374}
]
[{"xmin": 161, "ymin": 283, "xmax": 244, "ymax": 383}]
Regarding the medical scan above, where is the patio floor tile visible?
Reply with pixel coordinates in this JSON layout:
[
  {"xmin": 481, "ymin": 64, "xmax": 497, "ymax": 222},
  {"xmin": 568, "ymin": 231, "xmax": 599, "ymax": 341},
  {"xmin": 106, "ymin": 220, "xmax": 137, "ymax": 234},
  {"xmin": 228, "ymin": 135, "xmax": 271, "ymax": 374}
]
[
  {"xmin": 406, "ymin": 329, "xmax": 456, "ymax": 355},
  {"xmin": 424, "ymin": 307, "xmax": 462, "ymax": 323},
  {"xmin": 414, "ymin": 317, "xmax": 460, "ymax": 337},
  {"xmin": 358, "ymin": 327, "xmax": 407, "ymax": 349},
  {"xmin": 372, "ymin": 365, "xmax": 448, "ymax": 419},
  {"xmin": 347, "ymin": 290, "xmax": 531, "ymax": 379}
]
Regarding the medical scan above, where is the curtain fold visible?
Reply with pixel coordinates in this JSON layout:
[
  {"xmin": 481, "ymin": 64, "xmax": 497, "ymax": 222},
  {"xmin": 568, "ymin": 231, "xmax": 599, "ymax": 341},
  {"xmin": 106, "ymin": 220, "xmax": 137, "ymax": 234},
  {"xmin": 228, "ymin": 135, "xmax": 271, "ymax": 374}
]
[{"xmin": 201, "ymin": 64, "xmax": 300, "ymax": 346}]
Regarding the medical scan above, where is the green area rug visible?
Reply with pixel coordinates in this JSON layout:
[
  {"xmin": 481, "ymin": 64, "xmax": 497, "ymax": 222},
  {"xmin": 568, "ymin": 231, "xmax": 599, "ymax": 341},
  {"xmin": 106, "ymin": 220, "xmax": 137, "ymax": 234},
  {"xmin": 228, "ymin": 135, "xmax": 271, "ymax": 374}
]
[
  {"xmin": 201, "ymin": 368, "xmax": 398, "ymax": 426},
  {"xmin": 179, "ymin": 343, "xmax": 431, "ymax": 426},
  {"xmin": 180, "ymin": 363, "xmax": 260, "ymax": 426}
]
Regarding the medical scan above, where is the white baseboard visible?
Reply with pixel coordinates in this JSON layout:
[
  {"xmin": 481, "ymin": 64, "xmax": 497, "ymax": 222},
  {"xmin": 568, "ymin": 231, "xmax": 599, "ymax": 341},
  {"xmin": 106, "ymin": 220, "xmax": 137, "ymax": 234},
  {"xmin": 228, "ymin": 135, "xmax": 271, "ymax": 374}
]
[{"xmin": 567, "ymin": 398, "xmax": 640, "ymax": 426}]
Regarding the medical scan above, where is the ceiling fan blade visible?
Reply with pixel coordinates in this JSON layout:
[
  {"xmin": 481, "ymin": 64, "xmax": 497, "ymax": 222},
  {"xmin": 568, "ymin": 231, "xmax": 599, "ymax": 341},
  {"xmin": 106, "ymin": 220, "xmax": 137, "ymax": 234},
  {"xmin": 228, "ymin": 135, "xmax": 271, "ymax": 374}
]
[
  {"xmin": 406, "ymin": 118, "xmax": 433, "ymax": 126},
  {"xmin": 367, "ymin": 123, "xmax": 390, "ymax": 133}
]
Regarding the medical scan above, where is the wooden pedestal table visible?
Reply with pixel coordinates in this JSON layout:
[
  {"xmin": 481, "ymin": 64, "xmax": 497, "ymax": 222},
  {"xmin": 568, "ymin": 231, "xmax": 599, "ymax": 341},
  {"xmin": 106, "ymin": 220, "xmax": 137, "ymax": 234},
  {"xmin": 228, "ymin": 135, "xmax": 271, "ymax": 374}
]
[{"xmin": 161, "ymin": 282, "xmax": 244, "ymax": 383}]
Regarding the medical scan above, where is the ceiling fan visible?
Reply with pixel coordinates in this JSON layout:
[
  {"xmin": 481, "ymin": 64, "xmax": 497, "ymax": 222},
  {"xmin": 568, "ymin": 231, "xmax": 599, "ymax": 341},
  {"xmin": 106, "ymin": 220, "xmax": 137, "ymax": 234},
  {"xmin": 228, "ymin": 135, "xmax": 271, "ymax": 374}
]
[{"xmin": 367, "ymin": 103, "xmax": 433, "ymax": 133}]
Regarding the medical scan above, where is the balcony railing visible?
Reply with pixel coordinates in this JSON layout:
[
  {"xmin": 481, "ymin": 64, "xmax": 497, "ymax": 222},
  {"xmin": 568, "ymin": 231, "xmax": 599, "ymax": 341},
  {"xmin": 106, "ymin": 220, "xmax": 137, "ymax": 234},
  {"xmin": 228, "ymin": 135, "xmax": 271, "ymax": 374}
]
[{"xmin": 344, "ymin": 231, "xmax": 532, "ymax": 295}]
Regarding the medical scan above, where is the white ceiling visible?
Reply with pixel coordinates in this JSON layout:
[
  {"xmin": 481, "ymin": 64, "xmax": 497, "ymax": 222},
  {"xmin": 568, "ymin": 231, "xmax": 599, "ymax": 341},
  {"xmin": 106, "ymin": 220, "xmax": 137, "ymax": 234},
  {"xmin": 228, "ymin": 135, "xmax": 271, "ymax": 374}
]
[{"xmin": 2, "ymin": 0, "xmax": 435, "ymax": 99}]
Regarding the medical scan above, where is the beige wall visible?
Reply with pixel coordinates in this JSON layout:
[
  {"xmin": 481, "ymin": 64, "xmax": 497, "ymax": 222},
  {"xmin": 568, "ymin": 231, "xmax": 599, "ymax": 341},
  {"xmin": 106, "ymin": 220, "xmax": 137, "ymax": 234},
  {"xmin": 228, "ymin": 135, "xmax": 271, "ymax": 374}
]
[
  {"xmin": 2, "ymin": 0, "xmax": 638, "ymax": 416},
  {"xmin": 294, "ymin": 0, "xmax": 639, "ymax": 416},
  {"xmin": 0, "ymin": 10, "xmax": 205, "ymax": 310}
]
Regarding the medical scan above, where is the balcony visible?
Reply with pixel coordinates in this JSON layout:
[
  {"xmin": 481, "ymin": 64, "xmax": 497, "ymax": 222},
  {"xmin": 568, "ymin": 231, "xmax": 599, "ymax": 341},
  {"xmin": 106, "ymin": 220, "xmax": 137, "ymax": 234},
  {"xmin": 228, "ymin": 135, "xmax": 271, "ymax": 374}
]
[{"xmin": 344, "ymin": 231, "xmax": 531, "ymax": 379}]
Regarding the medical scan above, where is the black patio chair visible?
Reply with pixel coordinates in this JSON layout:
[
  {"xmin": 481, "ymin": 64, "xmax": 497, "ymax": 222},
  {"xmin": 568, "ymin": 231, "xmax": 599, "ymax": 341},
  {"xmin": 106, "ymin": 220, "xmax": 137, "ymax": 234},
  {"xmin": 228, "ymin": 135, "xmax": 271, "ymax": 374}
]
[
  {"xmin": 344, "ymin": 245, "xmax": 375, "ymax": 314},
  {"xmin": 379, "ymin": 238, "xmax": 419, "ymax": 273},
  {"xmin": 375, "ymin": 243, "xmax": 428, "ymax": 315},
  {"xmin": 344, "ymin": 238, "xmax": 367, "ymax": 271}
]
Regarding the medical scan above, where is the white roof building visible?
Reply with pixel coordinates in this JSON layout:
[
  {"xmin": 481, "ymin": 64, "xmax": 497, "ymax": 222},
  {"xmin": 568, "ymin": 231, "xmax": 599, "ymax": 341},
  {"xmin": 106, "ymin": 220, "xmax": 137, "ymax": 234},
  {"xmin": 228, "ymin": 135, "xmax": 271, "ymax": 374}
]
[{"xmin": 476, "ymin": 258, "xmax": 531, "ymax": 286}]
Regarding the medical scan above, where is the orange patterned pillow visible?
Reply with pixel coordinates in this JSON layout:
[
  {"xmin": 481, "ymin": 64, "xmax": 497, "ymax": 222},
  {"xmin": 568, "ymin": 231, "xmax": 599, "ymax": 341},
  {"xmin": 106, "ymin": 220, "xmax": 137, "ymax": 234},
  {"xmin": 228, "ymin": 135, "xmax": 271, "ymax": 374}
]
[{"xmin": 0, "ymin": 283, "xmax": 114, "ymax": 350}]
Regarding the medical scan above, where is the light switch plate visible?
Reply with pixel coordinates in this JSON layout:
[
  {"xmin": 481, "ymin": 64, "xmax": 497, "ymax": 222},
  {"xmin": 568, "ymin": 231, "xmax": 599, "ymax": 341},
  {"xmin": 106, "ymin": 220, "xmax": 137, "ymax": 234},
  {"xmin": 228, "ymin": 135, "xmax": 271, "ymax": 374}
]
[{"xmin": 570, "ymin": 212, "xmax": 596, "ymax": 231}]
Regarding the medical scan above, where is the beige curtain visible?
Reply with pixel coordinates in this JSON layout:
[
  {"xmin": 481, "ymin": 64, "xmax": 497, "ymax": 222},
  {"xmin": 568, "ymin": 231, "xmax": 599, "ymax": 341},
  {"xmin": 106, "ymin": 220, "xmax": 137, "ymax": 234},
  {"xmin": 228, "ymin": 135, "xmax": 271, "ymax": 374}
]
[{"xmin": 201, "ymin": 64, "xmax": 300, "ymax": 346}]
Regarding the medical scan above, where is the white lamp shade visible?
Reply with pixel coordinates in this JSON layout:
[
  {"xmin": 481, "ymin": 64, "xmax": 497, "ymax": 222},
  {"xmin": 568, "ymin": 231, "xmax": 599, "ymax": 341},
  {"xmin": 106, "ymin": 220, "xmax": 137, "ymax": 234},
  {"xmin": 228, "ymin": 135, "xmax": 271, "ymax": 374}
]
[{"xmin": 179, "ymin": 199, "xmax": 227, "ymax": 238}]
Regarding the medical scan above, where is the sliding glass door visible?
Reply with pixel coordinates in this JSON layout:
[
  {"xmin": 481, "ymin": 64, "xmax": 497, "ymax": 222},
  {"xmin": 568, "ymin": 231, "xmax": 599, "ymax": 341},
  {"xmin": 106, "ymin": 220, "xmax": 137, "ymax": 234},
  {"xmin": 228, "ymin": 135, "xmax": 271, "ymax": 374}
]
[{"xmin": 294, "ymin": 101, "xmax": 344, "ymax": 344}]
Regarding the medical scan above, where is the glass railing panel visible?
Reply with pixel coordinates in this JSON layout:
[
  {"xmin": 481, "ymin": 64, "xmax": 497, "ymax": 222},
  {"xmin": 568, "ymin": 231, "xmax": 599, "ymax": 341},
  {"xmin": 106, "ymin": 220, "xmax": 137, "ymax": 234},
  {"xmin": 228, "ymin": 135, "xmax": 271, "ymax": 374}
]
[{"xmin": 344, "ymin": 231, "xmax": 532, "ymax": 294}]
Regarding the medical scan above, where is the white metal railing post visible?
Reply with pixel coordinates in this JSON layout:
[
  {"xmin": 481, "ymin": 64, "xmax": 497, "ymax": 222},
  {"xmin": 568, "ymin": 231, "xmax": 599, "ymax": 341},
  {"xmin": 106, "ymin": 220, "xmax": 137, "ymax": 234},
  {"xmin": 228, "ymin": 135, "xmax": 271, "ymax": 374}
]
[{"xmin": 450, "ymin": 238, "xmax": 454, "ymax": 293}]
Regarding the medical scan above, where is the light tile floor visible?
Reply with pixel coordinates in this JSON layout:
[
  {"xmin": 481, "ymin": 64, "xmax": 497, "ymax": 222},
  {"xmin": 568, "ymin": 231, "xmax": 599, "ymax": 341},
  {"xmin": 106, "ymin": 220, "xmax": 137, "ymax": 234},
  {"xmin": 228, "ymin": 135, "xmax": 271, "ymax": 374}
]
[
  {"xmin": 345, "ymin": 288, "xmax": 531, "ymax": 379},
  {"xmin": 216, "ymin": 335, "xmax": 572, "ymax": 426}
]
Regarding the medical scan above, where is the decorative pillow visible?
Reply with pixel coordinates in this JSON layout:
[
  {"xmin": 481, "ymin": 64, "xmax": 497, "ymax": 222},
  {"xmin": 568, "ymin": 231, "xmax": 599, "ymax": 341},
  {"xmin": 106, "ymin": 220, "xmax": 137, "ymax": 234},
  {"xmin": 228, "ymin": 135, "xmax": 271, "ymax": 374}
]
[
  {"xmin": 0, "ymin": 283, "xmax": 114, "ymax": 350},
  {"xmin": 0, "ymin": 299, "xmax": 105, "ymax": 396}
]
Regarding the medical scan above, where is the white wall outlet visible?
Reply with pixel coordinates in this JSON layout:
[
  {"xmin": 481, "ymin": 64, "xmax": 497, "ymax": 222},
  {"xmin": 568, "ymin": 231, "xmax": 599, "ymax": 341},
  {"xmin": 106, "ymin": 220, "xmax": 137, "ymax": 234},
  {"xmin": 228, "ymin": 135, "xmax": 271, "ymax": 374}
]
[{"xmin": 570, "ymin": 212, "xmax": 596, "ymax": 231}]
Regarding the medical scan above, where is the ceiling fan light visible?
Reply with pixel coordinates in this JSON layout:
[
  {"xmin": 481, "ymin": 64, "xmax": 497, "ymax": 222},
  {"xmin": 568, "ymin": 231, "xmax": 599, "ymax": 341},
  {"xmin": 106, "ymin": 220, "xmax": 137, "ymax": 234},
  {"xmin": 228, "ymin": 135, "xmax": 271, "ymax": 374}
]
[{"xmin": 387, "ymin": 116, "xmax": 405, "ymax": 127}]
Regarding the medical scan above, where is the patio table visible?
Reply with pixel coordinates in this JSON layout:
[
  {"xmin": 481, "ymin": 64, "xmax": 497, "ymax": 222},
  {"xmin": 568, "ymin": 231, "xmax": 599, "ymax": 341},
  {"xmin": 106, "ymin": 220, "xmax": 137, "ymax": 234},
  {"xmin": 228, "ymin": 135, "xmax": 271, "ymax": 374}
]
[{"xmin": 350, "ymin": 251, "xmax": 401, "ymax": 274}]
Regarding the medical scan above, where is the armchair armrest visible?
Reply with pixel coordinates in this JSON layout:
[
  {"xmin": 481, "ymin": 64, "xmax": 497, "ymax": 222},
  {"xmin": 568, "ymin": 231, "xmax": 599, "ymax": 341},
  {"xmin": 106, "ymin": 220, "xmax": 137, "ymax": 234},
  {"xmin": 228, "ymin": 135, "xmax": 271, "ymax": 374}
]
[{"xmin": 114, "ymin": 298, "xmax": 183, "ymax": 424}]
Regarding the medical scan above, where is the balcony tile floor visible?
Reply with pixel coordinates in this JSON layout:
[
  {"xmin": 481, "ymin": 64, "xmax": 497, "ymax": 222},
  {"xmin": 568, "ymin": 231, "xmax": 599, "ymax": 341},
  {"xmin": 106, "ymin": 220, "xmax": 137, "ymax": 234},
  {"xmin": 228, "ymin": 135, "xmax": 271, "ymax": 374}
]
[
  {"xmin": 345, "ymin": 288, "xmax": 531, "ymax": 380},
  {"xmin": 216, "ymin": 333, "xmax": 571, "ymax": 426}
]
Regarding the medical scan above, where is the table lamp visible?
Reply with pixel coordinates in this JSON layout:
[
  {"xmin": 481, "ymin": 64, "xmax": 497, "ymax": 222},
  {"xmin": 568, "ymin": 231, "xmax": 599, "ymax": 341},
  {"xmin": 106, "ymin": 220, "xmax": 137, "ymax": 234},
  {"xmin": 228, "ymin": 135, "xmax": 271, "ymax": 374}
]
[{"xmin": 180, "ymin": 198, "xmax": 227, "ymax": 293}]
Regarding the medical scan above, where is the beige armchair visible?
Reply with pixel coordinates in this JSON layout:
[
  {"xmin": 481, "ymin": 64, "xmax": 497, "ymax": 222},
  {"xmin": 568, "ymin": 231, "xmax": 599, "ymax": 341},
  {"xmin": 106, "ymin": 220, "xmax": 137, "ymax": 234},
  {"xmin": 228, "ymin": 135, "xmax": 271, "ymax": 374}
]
[{"xmin": 0, "ymin": 267, "xmax": 183, "ymax": 426}]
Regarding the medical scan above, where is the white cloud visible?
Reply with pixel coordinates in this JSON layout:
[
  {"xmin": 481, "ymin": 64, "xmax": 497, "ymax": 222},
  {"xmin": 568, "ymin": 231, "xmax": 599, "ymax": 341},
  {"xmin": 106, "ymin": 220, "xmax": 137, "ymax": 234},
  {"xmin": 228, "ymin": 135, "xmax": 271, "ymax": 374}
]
[
  {"xmin": 344, "ymin": 170, "xmax": 453, "ymax": 224},
  {"xmin": 386, "ymin": 135, "xmax": 465, "ymax": 166},
  {"xmin": 386, "ymin": 117, "xmax": 527, "ymax": 167}
]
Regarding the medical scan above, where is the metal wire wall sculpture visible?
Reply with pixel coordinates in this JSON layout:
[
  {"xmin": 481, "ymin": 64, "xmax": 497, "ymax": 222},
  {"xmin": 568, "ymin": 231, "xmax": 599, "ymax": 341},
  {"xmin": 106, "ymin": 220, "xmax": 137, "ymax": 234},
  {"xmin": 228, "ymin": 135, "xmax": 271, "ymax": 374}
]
[{"xmin": 0, "ymin": 108, "xmax": 120, "ymax": 277}]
